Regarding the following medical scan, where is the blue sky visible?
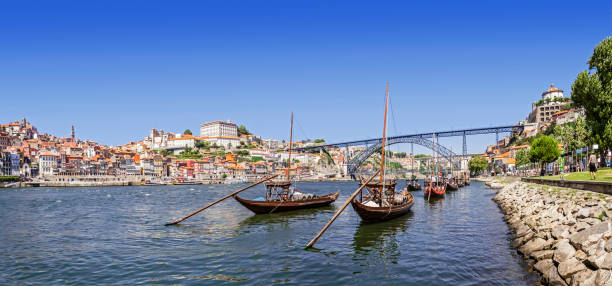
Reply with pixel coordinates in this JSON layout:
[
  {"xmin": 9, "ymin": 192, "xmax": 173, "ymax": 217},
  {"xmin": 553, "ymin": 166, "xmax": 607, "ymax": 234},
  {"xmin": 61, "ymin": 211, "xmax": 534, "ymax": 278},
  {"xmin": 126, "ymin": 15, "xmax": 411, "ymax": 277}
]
[{"xmin": 1, "ymin": 0, "xmax": 611, "ymax": 153}]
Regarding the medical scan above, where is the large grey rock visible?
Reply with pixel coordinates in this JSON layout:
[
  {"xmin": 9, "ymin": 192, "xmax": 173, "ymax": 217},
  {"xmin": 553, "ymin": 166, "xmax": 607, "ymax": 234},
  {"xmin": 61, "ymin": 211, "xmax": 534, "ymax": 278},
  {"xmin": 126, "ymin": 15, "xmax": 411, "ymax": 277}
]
[
  {"xmin": 576, "ymin": 222, "xmax": 590, "ymax": 233},
  {"xmin": 532, "ymin": 250, "xmax": 555, "ymax": 261},
  {"xmin": 575, "ymin": 250, "xmax": 588, "ymax": 261},
  {"xmin": 519, "ymin": 237, "xmax": 550, "ymax": 256},
  {"xmin": 594, "ymin": 269, "xmax": 612, "ymax": 286},
  {"xmin": 554, "ymin": 240, "xmax": 577, "ymax": 263},
  {"xmin": 553, "ymin": 225, "xmax": 571, "ymax": 239},
  {"xmin": 606, "ymin": 239, "xmax": 612, "ymax": 252},
  {"xmin": 578, "ymin": 208, "xmax": 592, "ymax": 219},
  {"xmin": 558, "ymin": 257, "xmax": 587, "ymax": 279},
  {"xmin": 588, "ymin": 252, "xmax": 612, "ymax": 270},
  {"xmin": 543, "ymin": 265, "xmax": 568, "ymax": 286},
  {"xmin": 569, "ymin": 222, "xmax": 612, "ymax": 251},
  {"xmin": 534, "ymin": 259, "xmax": 555, "ymax": 274},
  {"xmin": 516, "ymin": 224, "xmax": 532, "ymax": 238},
  {"xmin": 570, "ymin": 269, "xmax": 595, "ymax": 286}
]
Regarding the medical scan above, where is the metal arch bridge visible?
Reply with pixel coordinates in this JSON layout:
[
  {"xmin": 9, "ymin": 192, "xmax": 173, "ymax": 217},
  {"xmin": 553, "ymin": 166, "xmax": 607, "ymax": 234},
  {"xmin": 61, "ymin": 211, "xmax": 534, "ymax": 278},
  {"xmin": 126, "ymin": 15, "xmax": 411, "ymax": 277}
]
[
  {"xmin": 295, "ymin": 125, "xmax": 523, "ymax": 154},
  {"xmin": 294, "ymin": 124, "xmax": 523, "ymax": 175},
  {"xmin": 346, "ymin": 137, "xmax": 458, "ymax": 175}
]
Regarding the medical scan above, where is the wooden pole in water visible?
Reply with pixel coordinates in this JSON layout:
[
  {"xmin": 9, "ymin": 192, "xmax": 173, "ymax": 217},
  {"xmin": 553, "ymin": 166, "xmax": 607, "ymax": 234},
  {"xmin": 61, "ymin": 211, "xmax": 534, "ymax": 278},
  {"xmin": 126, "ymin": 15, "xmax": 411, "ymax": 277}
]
[
  {"xmin": 164, "ymin": 174, "xmax": 278, "ymax": 226},
  {"xmin": 305, "ymin": 170, "xmax": 380, "ymax": 249}
]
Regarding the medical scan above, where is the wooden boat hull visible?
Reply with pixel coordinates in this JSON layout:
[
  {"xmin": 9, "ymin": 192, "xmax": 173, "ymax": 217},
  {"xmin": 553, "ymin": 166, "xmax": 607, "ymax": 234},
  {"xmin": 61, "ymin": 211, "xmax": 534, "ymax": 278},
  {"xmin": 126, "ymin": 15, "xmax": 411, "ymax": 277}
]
[
  {"xmin": 424, "ymin": 186, "xmax": 446, "ymax": 198},
  {"xmin": 446, "ymin": 182, "xmax": 458, "ymax": 191},
  {"xmin": 406, "ymin": 183, "xmax": 422, "ymax": 191},
  {"xmin": 234, "ymin": 192, "xmax": 340, "ymax": 214},
  {"xmin": 351, "ymin": 193, "xmax": 414, "ymax": 223}
]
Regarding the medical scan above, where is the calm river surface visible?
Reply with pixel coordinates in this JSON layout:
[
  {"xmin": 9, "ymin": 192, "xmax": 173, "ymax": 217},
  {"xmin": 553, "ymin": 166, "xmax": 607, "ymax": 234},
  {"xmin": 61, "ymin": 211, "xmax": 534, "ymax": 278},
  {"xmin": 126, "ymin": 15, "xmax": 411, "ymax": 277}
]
[{"xmin": 1, "ymin": 181, "xmax": 538, "ymax": 285}]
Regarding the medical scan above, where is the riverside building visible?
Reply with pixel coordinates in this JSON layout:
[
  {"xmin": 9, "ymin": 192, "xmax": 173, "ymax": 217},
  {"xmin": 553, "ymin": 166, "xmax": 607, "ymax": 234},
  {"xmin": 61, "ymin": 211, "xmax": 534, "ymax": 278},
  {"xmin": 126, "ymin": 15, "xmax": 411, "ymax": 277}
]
[{"xmin": 526, "ymin": 84, "xmax": 570, "ymax": 124}]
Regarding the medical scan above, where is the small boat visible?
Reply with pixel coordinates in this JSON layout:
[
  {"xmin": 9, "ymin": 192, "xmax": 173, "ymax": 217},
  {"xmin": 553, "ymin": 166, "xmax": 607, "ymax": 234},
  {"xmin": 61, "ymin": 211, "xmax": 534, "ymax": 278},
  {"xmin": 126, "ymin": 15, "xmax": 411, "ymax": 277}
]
[
  {"xmin": 446, "ymin": 178, "xmax": 458, "ymax": 191},
  {"xmin": 457, "ymin": 178, "xmax": 465, "ymax": 188},
  {"xmin": 350, "ymin": 83, "xmax": 414, "ymax": 223},
  {"xmin": 234, "ymin": 113, "xmax": 339, "ymax": 214},
  {"xmin": 234, "ymin": 190, "xmax": 339, "ymax": 214},
  {"xmin": 424, "ymin": 177, "xmax": 446, "ymax": 198},
  {"xmin": 423, "ymin": 133, "xmax": 446, "ymax": 199},
  {"xmin": 305, "ymin": 84, "xmax": 414, "ymax": 248},
  {"xmin": 406, "ymin": 179, "xmax": 422, "ymax": 191},
  {"xmin": 352, "ymin": 179, "xmax": 414, "ymax": 222}
]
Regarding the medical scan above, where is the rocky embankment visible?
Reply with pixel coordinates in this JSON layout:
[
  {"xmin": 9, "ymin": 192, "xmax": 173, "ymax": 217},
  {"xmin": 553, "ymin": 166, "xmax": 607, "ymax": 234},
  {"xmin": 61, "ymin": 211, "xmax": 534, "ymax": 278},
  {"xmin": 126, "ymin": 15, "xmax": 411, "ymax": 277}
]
[{"xmin": 494, "ymin": 181, "xmax": 612, "ymax": 286}]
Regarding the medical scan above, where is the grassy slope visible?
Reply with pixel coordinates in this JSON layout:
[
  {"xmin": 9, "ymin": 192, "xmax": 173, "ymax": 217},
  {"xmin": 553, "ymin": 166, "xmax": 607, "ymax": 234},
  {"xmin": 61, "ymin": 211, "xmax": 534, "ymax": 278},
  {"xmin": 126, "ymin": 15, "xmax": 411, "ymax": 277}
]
[{"xmin": 539, "ymin": 168, "xmax": 612, "ymax": 182}]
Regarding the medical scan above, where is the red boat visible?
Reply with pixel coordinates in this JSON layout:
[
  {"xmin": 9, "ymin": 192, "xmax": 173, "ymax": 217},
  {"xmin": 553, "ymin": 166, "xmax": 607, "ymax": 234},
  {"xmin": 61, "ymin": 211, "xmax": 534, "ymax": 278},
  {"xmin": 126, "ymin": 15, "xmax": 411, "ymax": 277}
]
[{"xmin": 424, "ymin": 173, "xmax": 446, "ymax": 199}]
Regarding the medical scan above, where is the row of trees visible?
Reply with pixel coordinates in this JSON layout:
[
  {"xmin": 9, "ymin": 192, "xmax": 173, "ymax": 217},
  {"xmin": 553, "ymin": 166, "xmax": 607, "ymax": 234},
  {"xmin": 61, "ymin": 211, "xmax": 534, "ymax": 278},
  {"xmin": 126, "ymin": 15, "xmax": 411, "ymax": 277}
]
[
  {"xmin": 571, "ymin": 37, "xmax": 612, "ymax": 159},
  {"xmin": 469, "ymin": 135, "xmax": 562, "ymax": 175}
]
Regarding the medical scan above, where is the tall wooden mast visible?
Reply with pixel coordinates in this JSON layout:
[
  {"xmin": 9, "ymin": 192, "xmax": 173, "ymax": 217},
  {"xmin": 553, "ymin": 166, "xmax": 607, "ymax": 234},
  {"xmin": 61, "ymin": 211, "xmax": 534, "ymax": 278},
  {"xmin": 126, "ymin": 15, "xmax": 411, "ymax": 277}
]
[
  {"xmin": 287, "ymin": 112, "xmax": 294, "ymax": 183},
  {"xmin": 379, "ymin": 83, "xmax": 389, "ymax": 183}
]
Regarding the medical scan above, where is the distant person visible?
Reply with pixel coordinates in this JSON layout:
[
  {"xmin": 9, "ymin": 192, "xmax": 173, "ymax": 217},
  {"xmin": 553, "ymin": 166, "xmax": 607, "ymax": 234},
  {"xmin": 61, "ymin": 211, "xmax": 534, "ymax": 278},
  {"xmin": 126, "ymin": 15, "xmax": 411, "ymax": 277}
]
[{"xmin": 588, "ymin": 152, "xmax": 598, "ymax": 180}]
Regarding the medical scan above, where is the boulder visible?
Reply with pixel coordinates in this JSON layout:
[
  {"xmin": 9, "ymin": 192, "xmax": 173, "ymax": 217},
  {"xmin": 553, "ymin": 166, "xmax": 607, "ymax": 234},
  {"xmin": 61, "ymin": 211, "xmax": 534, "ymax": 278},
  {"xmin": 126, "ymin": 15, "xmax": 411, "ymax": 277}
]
[
  {"xmin": 570, "ymin": 269, "xmax": 595, "ymax": 286},
  {"xmin": 569, "ymin": 222, "xmax": 612, "ymax": 251},
  {"xmin": 534, "ymin": 259, "xmax": 556, "ymax": 274},
  {"xmin": 575, "ymin": 250, "xmax": 588, "ymax": 261},
  {"xmin": 553, "ymin": 225, "xmax": 571, "ymax": 239},
  {"xmin": 532, "ymin": 250, "xmax": 555, "ymax": 261},
  {"xmin": 594, "ymin": 269, "xmax": 612, "ymax": 286},
  {"xmin": 578, "ymin": 208, "xmax": 592, "ymax": 219},
  {"xmin": 554, "ymin": 240, "xmax": 577, "ymax": 263},
  {"xmin": 558, "ymin": 257, "xmax": 587, "ymax": 279},
  {"xmin": 588, "ymin": 252, "xmax": 612, "ymax": 270},
  {"xmin": 606, "ymin": 239, "xmax": 612, "ymax": 252},
  {"xmin": 519, "ymin": 237, "xmax": 550, "ymax": 256}
]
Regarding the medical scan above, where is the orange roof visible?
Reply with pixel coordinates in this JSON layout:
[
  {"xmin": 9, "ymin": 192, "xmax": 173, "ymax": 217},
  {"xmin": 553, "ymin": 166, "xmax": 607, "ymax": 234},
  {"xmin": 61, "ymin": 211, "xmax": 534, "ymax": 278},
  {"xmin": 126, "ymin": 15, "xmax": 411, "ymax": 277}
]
[
  {"xmin": 168, "ymin": 134, "xmax": 196, "ymax": 141},
  {"xmin": 544, "ymin": 84, "xmax": 561, "ymax": 93}
]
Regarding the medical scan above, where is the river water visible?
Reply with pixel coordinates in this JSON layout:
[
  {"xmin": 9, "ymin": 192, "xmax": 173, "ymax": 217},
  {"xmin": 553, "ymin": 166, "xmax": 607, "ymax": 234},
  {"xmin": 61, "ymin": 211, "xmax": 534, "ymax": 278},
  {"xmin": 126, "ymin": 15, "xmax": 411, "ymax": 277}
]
[{"xmin": 1, "ymin": 181, "xmax": 538, "ymax": 285}]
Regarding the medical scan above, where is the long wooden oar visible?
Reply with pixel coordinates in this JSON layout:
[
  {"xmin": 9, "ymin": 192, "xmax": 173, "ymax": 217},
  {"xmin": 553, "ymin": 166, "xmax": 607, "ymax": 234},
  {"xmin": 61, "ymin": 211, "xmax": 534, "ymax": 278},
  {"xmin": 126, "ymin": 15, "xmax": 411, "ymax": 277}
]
[
  {"xmin": 305, "ymin": 170, "xmax": 380, "ymax": 249},
  {"xmin": 164, "ymin": 175, "xmax": 278, "ymax": 226}
]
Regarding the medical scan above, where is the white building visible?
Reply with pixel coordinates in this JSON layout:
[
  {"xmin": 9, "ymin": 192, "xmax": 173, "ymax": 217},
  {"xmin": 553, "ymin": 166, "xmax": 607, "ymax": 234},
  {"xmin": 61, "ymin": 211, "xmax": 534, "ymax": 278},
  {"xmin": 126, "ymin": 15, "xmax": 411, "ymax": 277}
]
[
  {"xmin": 167, "ymin": 135, "xmax": 197, "ymax": 149},
  {"xmin": 200, "ymin": 120, "xmax": 238, "ymax": 138},
  {"xmin": 39, "ymin": 152, "xmax": 58, "ymax": 176},
  {"xmin": 200, "ymin": 136, "xmax": 240, "ymax": 149},
  {"xmin": 542, "ymin": 84, "xmax": 564, "ymax": 100}
]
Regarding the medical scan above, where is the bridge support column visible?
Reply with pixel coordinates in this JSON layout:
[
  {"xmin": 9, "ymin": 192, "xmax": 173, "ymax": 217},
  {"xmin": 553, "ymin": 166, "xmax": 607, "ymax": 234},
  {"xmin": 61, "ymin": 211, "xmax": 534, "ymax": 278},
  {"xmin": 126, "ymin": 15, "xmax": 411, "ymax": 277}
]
[{"xmin": 462, "ymin": 132, "xmax": 467, "ymax": 156}]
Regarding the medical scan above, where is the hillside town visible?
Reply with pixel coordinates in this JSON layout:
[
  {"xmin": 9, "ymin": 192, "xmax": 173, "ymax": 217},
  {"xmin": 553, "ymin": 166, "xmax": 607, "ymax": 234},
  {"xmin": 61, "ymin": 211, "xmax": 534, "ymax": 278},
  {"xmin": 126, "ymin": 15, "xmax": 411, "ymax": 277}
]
[
  {"xmin": 0, "ymin": 118, "xmax": 389, "ymax": 185},
  {"xmin": 1, "ymin": 84, "xmax": 609, "ymax": 186},
  {"xmin": 482, "ymin": 84, "xmax": 610, "ymax": 175}
]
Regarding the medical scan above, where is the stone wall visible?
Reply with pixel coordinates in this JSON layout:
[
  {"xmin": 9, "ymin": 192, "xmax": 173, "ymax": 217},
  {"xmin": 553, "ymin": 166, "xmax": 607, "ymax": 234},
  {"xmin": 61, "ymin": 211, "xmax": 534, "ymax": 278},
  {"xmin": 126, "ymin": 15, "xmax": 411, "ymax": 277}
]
[
  {"xmin": 522, "ymin": 178, "xmax": 612, "ymax": 195},
  {"xmin": 494, "ymin": 181, "xmax": 612, "ymax": 285}
]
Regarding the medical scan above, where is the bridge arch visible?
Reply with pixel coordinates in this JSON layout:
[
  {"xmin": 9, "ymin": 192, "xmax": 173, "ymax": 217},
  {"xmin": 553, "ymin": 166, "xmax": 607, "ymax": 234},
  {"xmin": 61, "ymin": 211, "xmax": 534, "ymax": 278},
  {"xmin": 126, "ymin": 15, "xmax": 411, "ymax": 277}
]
[{"xmin": 347, "ymin": 137, "xmax": 458, "ymax": 175}]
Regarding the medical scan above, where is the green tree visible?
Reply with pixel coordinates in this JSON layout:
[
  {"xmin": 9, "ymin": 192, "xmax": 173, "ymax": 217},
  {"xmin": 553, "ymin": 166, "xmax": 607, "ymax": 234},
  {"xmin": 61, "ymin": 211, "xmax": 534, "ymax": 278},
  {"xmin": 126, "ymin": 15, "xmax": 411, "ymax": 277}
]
[
  {"xmin": 313, "ymin": 138, "xmax": 325, "ymax": 143},
  {"xmin": 468, "ymin": 155, "xmax": 489, "ymax": 175},
  {"xmin": 553, "ymin": 117, "xmax": 588, "ymax": 153},
  {"xmin": 529, "ymin": 136, "xmax": 561, "ymax": 167},
  {"xmin": 571, "ymin": 37, "xmax": 612, "ymax": 158},
  {"xmin": 515, "ymin": 149, "xmax": 531, "ymax": 167},
  {"xmin": 238, "ymin": 125, "xmax": 251, "ymax": 136},
  {"xmin": 183, "ymin": 129, "xmax": 192, "ymax": 135}
]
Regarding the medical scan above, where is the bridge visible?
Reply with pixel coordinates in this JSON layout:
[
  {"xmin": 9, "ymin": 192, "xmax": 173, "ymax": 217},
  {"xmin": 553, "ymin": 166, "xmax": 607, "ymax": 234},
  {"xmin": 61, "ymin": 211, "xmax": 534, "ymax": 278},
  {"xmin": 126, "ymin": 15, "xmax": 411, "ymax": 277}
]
[{"xmin": 295, "ymin": 125, "xmax": 523, "ymax": 175}]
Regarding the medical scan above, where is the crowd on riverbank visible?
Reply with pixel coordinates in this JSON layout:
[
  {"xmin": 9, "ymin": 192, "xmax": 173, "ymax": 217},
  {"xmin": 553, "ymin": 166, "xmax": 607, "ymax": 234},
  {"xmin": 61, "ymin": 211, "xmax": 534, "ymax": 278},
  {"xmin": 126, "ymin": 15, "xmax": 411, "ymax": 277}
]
[{"xmin": 493, "ymin": 178, "xmax": 612, "ymax": 285}]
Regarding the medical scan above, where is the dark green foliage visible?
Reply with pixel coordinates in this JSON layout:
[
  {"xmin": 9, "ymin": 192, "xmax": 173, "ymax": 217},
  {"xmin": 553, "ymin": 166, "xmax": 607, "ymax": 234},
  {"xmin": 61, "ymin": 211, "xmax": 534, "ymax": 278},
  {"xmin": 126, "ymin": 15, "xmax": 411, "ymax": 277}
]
[
  {"xmin": 0, "ymin": 176, "xmax": 20, "ymax": 182},
  {"xmin": 571, "ymin": 37, "xmax": 612, "ymax": 157},
  {"xmin": 468, "ymin": 155, "xmax": 488, "ymax": 175},
  {"xmin": 238, "ymin": 125, "xmax": 250, "ymax": 136},
  {"xmin": 529, "ymin": 136, "xmax": 561, "ymax": 165}
]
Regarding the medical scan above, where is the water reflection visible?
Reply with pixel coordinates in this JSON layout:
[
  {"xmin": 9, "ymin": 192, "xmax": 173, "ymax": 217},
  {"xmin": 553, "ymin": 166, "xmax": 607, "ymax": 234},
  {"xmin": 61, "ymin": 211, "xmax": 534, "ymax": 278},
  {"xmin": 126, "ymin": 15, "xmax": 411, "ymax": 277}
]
[
  {"xmin": 352, "ymin": 211, "xmax": 413, "ymax": 259},
  {"xmin": 237, "ymin": 206, "xmax": 336, "ymax": 229}
]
